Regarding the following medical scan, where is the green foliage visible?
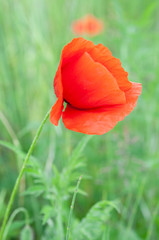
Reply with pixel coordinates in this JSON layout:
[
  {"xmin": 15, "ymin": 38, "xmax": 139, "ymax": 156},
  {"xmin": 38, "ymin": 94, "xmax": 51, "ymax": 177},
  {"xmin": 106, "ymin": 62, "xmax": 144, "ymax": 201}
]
[
  {"xmin": 2, "ymin": 208, "xmax": 29, "ymax": 240},
  {"xmin": 72, "ymin": 200, "xmax": 120, "ymax": 240},
  {"xmin": 0, "ymin": 191, "xmax": 6, "ymax": 221},
  {"xmin": 0, "ymin": 140, "xmax": 36, "ymax": 161},
  {"xmin": 117, "ymin": 225, "xmax": 142, "ymax": 240},
  {"xmin": 20, "ymin": 225, "xmax": 34, "ymax": 240},
  {"xmin": 0, "ymin": 0, "xmax": 159, "ymax": 239}
]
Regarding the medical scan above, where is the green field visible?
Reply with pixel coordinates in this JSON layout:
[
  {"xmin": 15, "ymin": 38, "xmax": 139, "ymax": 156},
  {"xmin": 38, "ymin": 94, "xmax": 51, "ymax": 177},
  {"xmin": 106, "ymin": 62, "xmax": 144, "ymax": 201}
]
[{"xmin": 0, "ymin": 0, "xmax": 159, "ymax": 239}]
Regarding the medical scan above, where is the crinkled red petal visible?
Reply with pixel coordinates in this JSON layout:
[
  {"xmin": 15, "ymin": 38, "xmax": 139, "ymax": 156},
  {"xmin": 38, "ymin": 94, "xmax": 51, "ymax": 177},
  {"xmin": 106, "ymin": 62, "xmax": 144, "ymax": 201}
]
[
  {"xmin": 62, "ymin": 82, "xmax": 142, "ymax": 135},
  {"xmin": 88, "ymin": 44, "xmax": 132, "ymax": 91},
  {"xmin": 62, "ymin": 51, "xmax": 126, "ymax": 109},
  {"xmin": 50, "ymin": 38, "xmax": 96, "ymax": 125}
]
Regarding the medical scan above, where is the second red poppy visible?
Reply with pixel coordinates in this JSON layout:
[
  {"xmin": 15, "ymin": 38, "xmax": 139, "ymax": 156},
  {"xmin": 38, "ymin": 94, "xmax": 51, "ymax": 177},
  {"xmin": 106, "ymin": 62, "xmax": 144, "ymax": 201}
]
[{"xmin": 72, "ymin": 14, "xmax": 104, "ymax": 36}]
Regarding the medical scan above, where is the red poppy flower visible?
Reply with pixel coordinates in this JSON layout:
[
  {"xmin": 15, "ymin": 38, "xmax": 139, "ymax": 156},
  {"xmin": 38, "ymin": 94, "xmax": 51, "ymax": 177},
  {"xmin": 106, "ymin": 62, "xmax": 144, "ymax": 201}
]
[
  {"xmin": 50, "ymin": 38, "xmax": 142, "ymax": 135},
  {"xmin": 72, "ymin": 14, "xmax": 104, "ymax": 36}
]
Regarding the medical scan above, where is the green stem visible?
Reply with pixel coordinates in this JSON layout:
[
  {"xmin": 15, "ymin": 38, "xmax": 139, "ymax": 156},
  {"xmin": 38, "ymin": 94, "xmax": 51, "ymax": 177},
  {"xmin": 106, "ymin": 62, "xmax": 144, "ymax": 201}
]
[
  {"xmin": 146, "ymin": 203, "xmax": 159, "ymax": 240},
  {"xmin": 3, "ymin": 207, "xmax": 29, "ymax": 240},
  {"xmin": 66, "ymin": 175, "xmax": 82, "ymax": 240},
  {"xmin": 0, "ymin": 109, "xmax": 51, "ymax": 240},
  {"xmin": 127, "ymin": 177, "xmax": 146, "ymax": 230}
]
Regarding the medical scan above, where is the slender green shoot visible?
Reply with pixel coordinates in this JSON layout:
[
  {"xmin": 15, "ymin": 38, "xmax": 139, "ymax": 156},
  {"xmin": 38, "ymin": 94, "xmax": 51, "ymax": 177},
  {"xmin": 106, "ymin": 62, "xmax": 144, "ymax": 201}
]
[
  {"xmin": 3, "ymin": 207, "xmax": 29, "ymax": 240},
  {"xmin": 146, "ymin": 203, "xmax": 159, "ymax": 240},
  {"xmin": 66, "ymin": 175, "xmax": 82, "ymax": 240},
  {"xmin": 0, "ymin": 109, "xmax": 51, "ymax": 240}
]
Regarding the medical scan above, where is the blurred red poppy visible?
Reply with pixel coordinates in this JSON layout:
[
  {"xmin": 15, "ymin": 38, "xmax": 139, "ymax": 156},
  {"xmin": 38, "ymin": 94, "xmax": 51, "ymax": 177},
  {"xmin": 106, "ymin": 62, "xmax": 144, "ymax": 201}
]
[
  {"xmin": 50, "ymin": 38, "xmax": 142, "ymax": 135},
  {"xmin": 72, "ymin": 14, "xmax": 104, "ymax": 36}
]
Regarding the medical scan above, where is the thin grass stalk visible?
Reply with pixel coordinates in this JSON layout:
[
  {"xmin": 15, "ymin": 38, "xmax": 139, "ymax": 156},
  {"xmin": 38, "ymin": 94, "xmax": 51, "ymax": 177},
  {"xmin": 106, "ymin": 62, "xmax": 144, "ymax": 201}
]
[
  {"xmin": 146, "ymin": 203, "xmax": 159, "ymax": 240},
  {"xmin": 3, "ymin": 207, "xmax": 29, "ymax": 240},
  {"xmin": 66, "ymin": 175, "xmax": 82, "ymax": 240},
  {"xmin": 0, "ymin": 108, "xmax": 51, "ymax": 240}
]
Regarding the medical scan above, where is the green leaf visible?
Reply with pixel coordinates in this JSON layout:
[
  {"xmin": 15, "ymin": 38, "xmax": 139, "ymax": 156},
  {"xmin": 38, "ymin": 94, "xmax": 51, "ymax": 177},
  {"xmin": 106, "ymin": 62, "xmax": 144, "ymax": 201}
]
[
  {"xmin": 137, "ymin": 1, "xmax": 158, "ymax": 27},
  {"xmin": 68, "ymin": 187, "xmax": 88, "ymax": 196},
  {"xmin": 72, "ymin": 200, "xmax": 120, "ymax": 240},
  {"xmin": 0, "ymin": 190, "xmax": 6, "ymax": 220},
  {"xmin": 41, "ymin": 205, "xmax": 55, "ymax": 225},
  {"xmin": 22, "ymin": 185, "xmax": 44, "ymax": 196},
  {"xmin": 0, "ymin": 140, "xmax": 36, "ymax": 161},
  {"xmin": 5, "ymin": 220, "xmax": 26, "ymax": 238},
  {"xmin": 117, "ymin": 225, "xmax": 142, "ymax": 240},
  {"xmin": 69, "ymin": 135, "xmax": 92, "ymax": 164}
]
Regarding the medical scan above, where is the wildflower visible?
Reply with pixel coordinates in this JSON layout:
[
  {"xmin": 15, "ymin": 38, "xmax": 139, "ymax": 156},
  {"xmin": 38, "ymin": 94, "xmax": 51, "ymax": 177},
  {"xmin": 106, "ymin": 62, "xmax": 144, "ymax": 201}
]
[
  {"xmin": 72, "ymin": 14, "xmax": 104, "ymax": 36},
  {"xmin": 50, "ymin": 38, "xmax": 142, "ymax": 135}
]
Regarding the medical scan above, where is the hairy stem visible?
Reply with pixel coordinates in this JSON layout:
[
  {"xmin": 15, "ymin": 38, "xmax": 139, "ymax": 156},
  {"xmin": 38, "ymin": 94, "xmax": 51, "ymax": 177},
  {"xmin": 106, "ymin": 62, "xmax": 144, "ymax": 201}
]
[
  {"xmin": 66, "ymin": 176, "xmax": 82, "ymax": 240},
  {"xmin": 0, "ymin": 109, "xmax": 51, "ymax": 240}
]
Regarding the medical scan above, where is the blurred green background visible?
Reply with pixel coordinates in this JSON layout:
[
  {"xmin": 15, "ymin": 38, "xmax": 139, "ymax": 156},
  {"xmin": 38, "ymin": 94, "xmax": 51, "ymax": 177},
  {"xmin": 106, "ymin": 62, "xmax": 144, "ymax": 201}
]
[{"xmin": 0, "ymin": 0, "xmax": 159, "ymax": 239}]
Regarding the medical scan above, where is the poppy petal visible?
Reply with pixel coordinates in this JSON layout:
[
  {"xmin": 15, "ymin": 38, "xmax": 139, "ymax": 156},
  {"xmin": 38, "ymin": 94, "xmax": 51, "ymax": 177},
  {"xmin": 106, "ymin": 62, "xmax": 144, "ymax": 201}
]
[
  {"xmin": 72, "ymin": 21, "xmax": 85, "ymax": 35},
  {"xmin": 54, "ymin": 60, "xmax": 63, "ymax": 98},
  {"xmin": 83, "ymin": 15, "xmax": 104, "ymax": 36},
  {"xmin": 62, "ymin": 51, "xmax": 126, "ymax": 109},
  {"xmin": 55, "ymin": 38, "xmax": 96, "ymax": 96},
  {"xmin": 50, "ymin": 96, "xmax": 64, "ymax": 126},
  {"xmin": 61, "ymin": 37, "xmax": 96, "ymax": 67},
  {"xmin": 72, "ymin": 15, "xmax": 104, "ymax": 36},
  {"xmin": 51, "ymin": 38, "xmax": 94, "ymax": 125},
  {"xmin": 62, "ymin": 82, "xmax": 142, "ymax": 135},
  {"xmin": 54, "ymin": 38, "xmax": 95, "ymax": 98},
  {"xmin": 50, "ymin": 56, "xmax": 64, "ymax": 126},
  {"xmin": 88, "ymin": 44, "xmax": 132, "ymax": 91}
]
